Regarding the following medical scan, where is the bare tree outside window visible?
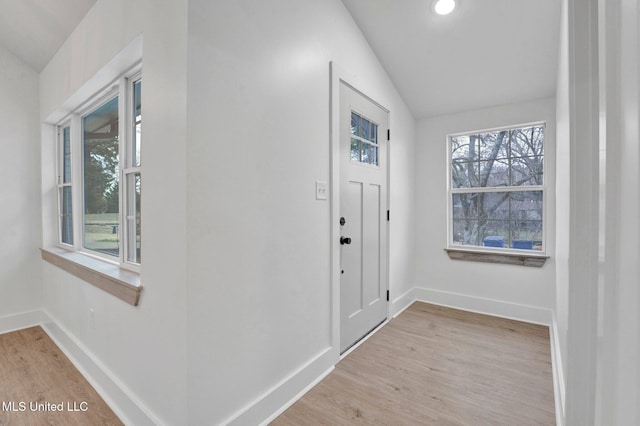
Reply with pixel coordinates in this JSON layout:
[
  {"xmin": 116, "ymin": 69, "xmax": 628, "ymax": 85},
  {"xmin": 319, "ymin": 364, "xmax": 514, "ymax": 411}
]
[{"xmin": 450, "ymin": 124, "xmax": 544, "ymax": 251}]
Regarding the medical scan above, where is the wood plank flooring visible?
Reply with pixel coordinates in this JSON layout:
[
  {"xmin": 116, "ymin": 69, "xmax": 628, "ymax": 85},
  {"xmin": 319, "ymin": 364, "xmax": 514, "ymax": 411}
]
[
  {"xmin": 273, "ymin": 302, "xmax": 555, "ymax": 425},
  {"xmin": 0, "ymin": 326, "xmax": 122, "ymax": 426}
]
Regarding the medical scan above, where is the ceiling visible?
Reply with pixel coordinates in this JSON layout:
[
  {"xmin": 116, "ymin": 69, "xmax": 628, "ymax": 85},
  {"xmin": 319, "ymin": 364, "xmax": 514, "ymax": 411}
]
[
  {"xmin": 0, "ymin": 0, "xmax": 560, "ymax": 118},
  {"xmin": 341, "ymin": 0, "xmax": 562, "ymax": 118},
  {"xmin": 0, "ymin": 0, "xmax": 97, "ymax": 72}
]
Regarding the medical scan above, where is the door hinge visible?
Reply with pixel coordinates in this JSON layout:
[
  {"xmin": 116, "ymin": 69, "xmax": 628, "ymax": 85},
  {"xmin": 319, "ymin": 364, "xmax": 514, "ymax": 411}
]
[
  {"xmin": 386, "ymin": 290, "xmax": 390, "ymax": 301},
  {"xmin": 387, "ymin": 210, "xmax": 390, "ymax": 221},
  {"xmin": 387, "ymin": 129, "xmax": 390, "ymax": 141}
]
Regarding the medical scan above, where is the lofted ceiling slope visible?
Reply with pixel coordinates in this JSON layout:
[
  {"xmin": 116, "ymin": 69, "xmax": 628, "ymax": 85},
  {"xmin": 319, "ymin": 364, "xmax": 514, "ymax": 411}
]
[
  {"xmin": 0, "ymin": 0, "xmax": 560, "ymax": 116},
  {"xmin": 0, "ymin": 0, "xmax": 97, "ymax": 72},
  {"xmin": 341, "ymin": 0, "xmax": 562, "ymax": 119}
]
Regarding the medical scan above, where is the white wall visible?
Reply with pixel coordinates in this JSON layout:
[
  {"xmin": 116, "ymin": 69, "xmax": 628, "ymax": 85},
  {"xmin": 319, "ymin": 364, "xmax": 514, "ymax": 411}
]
[
  {"xmin": 185, "ymin": 0, "xmax": 415, "ymax": 423},
  {"xmin": 416, "ymin": 98, "xmax": 556, "ymax": 322},
  {"xmin": 594, "ymin": 0, "xmax": 640, "ymax": 422},
  {"xmin": 36, "ymin": 0, "xmax": 415, "ymax": 424},
  {"xmin": 39, "ymin": 0, "xmax": 189, "ymax": 424},
  {"xmin": 0, "ymin": 45, "xmax": 42, "ymax": 321},
  {"xmin": 556, "ymin": 0, "xmax": 640, "ymax": 423},
  {"xmin": 554, "ymin": 0, "xmax": 570, "ymax": 418}
]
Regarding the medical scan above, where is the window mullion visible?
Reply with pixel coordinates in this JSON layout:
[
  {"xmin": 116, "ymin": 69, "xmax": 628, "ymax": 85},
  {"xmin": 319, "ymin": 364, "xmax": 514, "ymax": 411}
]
[
  {"xmin": 118, "ymin": 76, "xmax": 127, "ymax": 266},
  {"xmin": 451, "ymin": 185, "xmax": 544, "ymax": 194},
  {"xmin": 71, "ymin": 114, "xmax": 83, "ymax": 252},
  {"xmin": 121, "ymin": 73, "xmax": 142, "ymax": 269}
]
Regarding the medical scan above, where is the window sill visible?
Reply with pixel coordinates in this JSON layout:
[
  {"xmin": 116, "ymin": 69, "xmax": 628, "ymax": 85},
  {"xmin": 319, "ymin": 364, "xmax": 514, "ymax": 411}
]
[
  {"xmin": 40, "ymin": 247, "xmax": 142, "ymax": 306},
  {"xmin": 444, "ymin": 248, "xmax": 549, "ymax": 267}
]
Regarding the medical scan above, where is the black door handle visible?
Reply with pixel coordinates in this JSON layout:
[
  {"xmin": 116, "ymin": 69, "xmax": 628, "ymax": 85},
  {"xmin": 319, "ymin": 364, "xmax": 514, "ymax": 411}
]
[{"xmin": 340, "ymin": 237, "xmax": 352, "ymax": 245}]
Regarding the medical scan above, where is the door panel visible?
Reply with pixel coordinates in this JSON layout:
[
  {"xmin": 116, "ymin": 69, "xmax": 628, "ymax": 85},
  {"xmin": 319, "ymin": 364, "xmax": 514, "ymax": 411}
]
[
  {"xmin": 363, "ymin": 183, "xmax": 381, "ymax": 306},
  {"xmin": 340, "ymin": 83, "xmax": 388, "ymax": 353},
  {"xmin": 342, "ymin": 180, "xmax": 363, "ymax": 318}
]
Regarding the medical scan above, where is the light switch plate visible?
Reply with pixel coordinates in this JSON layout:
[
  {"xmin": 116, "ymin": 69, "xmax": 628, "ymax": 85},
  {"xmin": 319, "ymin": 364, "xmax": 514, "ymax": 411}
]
[{"xmin": 316, "ymin": 181, "xmax": 328, "ymax": 200}]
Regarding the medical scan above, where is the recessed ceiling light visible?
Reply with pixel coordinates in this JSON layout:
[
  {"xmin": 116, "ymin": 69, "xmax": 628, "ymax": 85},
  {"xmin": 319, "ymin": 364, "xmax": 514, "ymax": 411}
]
[{"xmin": 434, "ymin": 0, "xmax": 456, "ymax": 15}]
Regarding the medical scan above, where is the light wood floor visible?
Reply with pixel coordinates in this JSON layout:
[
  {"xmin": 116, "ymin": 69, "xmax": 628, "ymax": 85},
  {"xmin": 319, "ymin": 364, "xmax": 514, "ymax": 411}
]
[
  {"xmin": 0, "ymin": 326, "xmax": 122, "ymax": 426},
  {"xmin": 273, "ymin": 302, "xmax": 555, "ymax": 425}
]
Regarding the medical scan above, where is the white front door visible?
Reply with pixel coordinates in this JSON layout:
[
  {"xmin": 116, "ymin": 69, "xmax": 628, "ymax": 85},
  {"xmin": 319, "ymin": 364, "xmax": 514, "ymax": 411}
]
[{"xmin": 339, "ymin": 82, "xmax": 388, "ymax": 353}]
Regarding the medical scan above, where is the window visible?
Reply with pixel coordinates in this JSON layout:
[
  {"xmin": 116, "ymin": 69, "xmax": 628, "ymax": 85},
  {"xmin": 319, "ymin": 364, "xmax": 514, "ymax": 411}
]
[
  {"xmin": 56, "ymin": 69, "xmax": 142, "ymax": 270},
  {"xmin": 350, "ymin": 111, "xmax": 379, "ymax": 166},
  {"xmin": 448, "ymin": 123, "xmax": 544, "ymax": 252}
]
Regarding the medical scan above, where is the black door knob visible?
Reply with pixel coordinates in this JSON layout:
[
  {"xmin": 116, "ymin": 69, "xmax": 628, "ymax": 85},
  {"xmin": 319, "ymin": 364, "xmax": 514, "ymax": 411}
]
[{"xmin": 340, "ymin": 237, "xmax": 352, "ymax": 245}]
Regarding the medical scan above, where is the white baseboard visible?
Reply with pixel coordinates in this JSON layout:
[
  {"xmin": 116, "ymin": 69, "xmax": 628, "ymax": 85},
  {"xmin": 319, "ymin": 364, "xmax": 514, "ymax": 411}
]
[
  {"xmin": 40, "ymin": 311, "xmax": 161, "ymax": 426},
  {"xmin": 0, "ymin": 309, "xmax": 159, "ymax": 425},
  {"xmin": 550, "ymin": 314, "xmax": 566, "ymax": 426},
  {"xmin": 225, "ymin": 347, "xmax": 337, "ymax": 426},
  {"xmin": 259, "ymin": 365, "xmax": 334, "ymax": 426},
  {"xmin": 390, "ymin": 287, "xmax": 416, "ymax": 318},
  {"xmin": 0, "ymin": 309, "xmax": 48, "ymax": 334},
  {"xmin": 3, "ymin": 291, "xmax": 559, "ymax": 426},
  {"xmin": 414, "ymin": 287, "xmax": 553, "ymax": 326}
]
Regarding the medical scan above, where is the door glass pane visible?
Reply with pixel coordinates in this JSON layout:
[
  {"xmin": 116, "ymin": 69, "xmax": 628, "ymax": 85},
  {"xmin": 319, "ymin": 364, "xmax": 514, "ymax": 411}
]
[
  {"xmin": 126, "ymin": 173, "xmax": 141, "ymax": 264},
  {"xmin": 359, "ymin": 117, "xmax": 370, "ymax": 140},
  {"xmin": 350, "ymin": 138, "xmax": 360, "ymax": 161},
  {"xmin": 60, "ymin": 186, "xmax": 73, "ymax": 245},
  {"xmin": 83, "ymin": 96, "xmax": 119, "ymax": 257},
  {"xmin": 133, "ymin": 80, "xmax": 142, "ymax": 167},
  {"xmin": 361, "ymin": 143, "xmax": 369, "ymax": 163},
  {"xmin": 350, "ymin": 112, "xmax": 359, "ymax": 136},
  {"xmin": 370, "ymin": 146, "xmax": 378, "ymax": 166}
]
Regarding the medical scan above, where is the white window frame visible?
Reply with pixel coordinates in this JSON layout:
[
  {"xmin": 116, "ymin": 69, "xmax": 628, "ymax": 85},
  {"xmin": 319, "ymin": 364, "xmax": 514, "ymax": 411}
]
[
  {"xmin": 446, "ymin": 121, "xmax": 546, "ymax": 255},
  {"xmin": 55, "ymin": 64, "xmax": 142, "ymax": 272},
  {"xmin": 56, "ymin": 122, "xmax": 73, "ymax": 247},
  {"xmin": 122, "ymin": 71, "xmax": 142, "ymax": 266}
]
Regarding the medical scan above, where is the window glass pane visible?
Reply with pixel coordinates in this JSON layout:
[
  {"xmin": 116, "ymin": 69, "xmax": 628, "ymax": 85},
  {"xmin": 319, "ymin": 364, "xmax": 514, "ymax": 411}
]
[
  {"xmin": 481, "ymin": 158, "xmax": 509, "ymax": 187},
  {"xmin": 479, "ymin": 130, "xmax": 509, "ymax": 160},
  {"xmin": 482, "ymin": 192, "xmax": 510, "ymax": 220},
  {"xmin": 453, "ymin": 219, "xmax": 479, "ymax": 246},
  {"xmin": 511, "ymin": 156, "xmax": 543, "ymax": 186},
  {"xmin": 481, "ymin": 221, "xmax": 509, "ymax": 248},
  {"xmin": 452, "ymin": 194, "xmax": 463, "ymax": 219},
  {"xmin": 511, "ymin": 126, "xmax": 544, "ymax": 158},
  {"xmin": 133, "ymin": 80, "xmax": 141, "ymax": 167},
  {"xmin": 452, "ymin": 191, "xmax": 542, "ymax": 250},
  {"xmin": 451, "ymin": 160, "xmax": 479, "ymax": 188},
  {"xmin": 371, "ymin": 123, "xmax": 377, "ymax": 144},
  {"xmin": 83, "ymin": 96, "xmax": 119, "ymax": 257},
  {"xmin": 63, "ymin": 126, "xmax": 71, "ymax": 183},
  {"xmin": 452, "ymin": 193, "xmax": 479, "ymax": 220},
  {"xmin": 510, "ymin": 220, "xmax": 542, "ymax": 250},
  {"xmin": 126, "ymin": 173, "xmax": 141, "ymax": 264},
  {"xmin": 510, "ymin": 191, "xmax": 543, "ymax": 221},
  {"xmin": 452, "ymin": 126, "xmax": 544, "ymax": 189},
  {"xmin": 451, "ymin": 135, "xmax": 478, "ymax": 162},
  {"xmin": 60, "ymin": 186, "xmax": 73, "ymax": 245}
]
